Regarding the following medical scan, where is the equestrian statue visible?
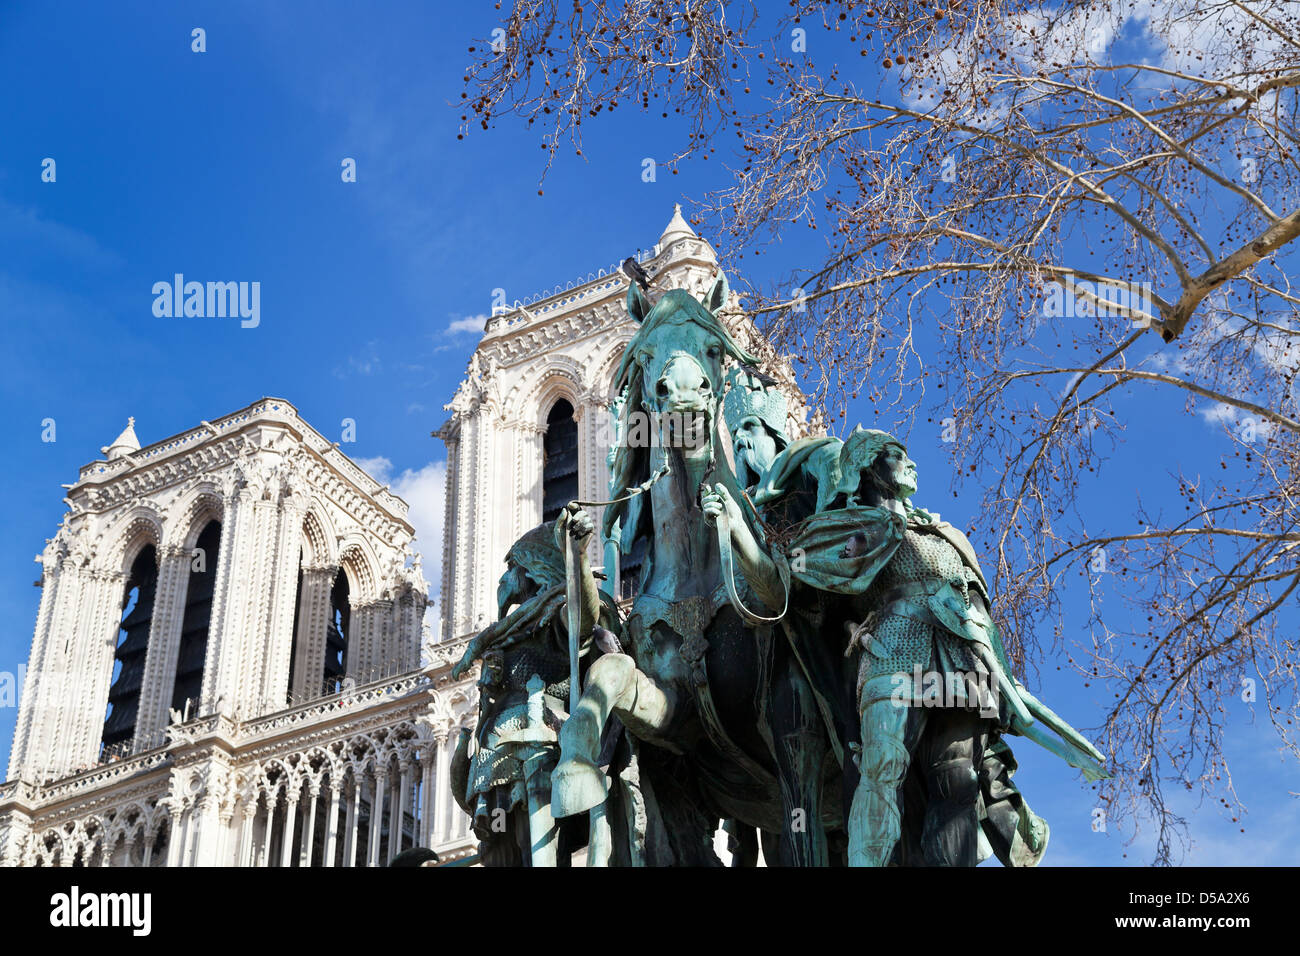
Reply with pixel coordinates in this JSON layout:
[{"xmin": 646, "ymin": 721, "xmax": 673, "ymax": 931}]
[{"xmin": 450, "ymin": 266, "xmax": 1109, "ymax": 866}]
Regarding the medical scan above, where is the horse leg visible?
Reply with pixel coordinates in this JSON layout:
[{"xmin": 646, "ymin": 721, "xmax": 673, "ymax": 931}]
[
  {"xmin": 769, "ymin": 657, "xmax": 830, "ymax": 866},
  {"xmin": 522, "ymin": 749, "xmax": 559, "ymax": 866},
  {"xmin": 724, "ymin": 820, "xmax": 761, "ymax": 867},
  {"xmin": 552, "ymin": 653, "xmax": 677, "ymax": 818}
]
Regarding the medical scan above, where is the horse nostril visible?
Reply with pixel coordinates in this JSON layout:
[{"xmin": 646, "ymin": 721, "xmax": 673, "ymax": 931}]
[{"xmin": 656, "ymin": 380, "xmax": 670, "ymax": 399}]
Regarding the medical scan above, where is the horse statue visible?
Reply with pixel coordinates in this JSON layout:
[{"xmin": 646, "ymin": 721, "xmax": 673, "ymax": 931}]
[{"xmin": 548, "ymin": 274, "xmax": 841, "ymax": 866}]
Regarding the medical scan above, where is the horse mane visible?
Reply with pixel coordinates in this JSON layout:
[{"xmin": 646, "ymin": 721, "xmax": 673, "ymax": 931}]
[
  {"xmin": 603, "ymin": 372, "xmax": 652, "ymax": 549},
  {"xmin": 612, "ymin": 288, "xmax": 760, "ymax": 393}
]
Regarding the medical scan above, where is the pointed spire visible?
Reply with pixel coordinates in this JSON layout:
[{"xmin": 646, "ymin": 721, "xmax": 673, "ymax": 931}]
[
  {"xmin": 659, "ymin": 202, "xmax": 697, "ymax": 247},
  {"xmin": 101, "ymin": 416, "xmax": 140, "ymax": 460}
]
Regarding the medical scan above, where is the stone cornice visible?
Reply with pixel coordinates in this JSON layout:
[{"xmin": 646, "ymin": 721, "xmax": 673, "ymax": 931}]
[
  {"xmin": 71, "ymin": 398, "xmax": 415, "ymax": 534},
  {"xmin": 5, "ymin": 666, "xmax": 478, "ymax": 823},
  {"xmin": 480, "ymin": 237, "xmax": 719, "ymax": 361}
]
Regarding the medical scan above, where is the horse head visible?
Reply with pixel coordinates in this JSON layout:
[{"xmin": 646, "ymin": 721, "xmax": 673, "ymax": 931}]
[
  {"xmin": 605, "ymin": 274, "xmax": 761, "ymax": 542},
  {"xmin": 615, "ymin": 274, "xmax": 758, "ymax": 447}
]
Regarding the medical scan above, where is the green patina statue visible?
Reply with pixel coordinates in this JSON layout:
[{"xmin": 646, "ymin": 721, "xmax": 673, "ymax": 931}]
[
  {"xmin": 450, "ymin": 511, "xmax": 633, "ymax": 866},
  {"xmin": 453, "ymin": 267, "xmax": 1109, "ymax": 867},
  {"xmin": 708, "ymin": 426, "xmax": 1107, "ymax": 865}
]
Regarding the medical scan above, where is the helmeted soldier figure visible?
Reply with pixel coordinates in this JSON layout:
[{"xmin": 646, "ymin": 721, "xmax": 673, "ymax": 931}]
[
  {"xmin": 823, "ymin": 428, "xmax": 1104, "ymax": 865},
  {"xmin": 722, "ymin": 368, "xmax": 792, "ymax": 495},
  {"xmin": 450, "ymin": 510, "xmax": 621, "ymax": 866},
  {"xmin": 706, "ymin": 425, "xmax": 1105, "ymax": 866}
]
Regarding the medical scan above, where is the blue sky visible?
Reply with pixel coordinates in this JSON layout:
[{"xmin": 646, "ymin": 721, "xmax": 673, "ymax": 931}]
[{"xmin": 0, "ymin": 1, "xmax": 1294, "ymax": 865}]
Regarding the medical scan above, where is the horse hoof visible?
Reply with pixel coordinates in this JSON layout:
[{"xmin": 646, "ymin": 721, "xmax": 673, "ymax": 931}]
[{"xmin": 550, "ymin": 759, "xmax": 607, "ymax": 817}]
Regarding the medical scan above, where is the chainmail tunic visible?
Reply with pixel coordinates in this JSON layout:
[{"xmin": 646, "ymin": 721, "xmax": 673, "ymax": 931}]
[
  {"xmin": 469, "ymin": 625, "xmax": 571, "ymax": 797},
  {"xmin": 859, "ymin": 527, "xmax": 983, "ymax": 679}
]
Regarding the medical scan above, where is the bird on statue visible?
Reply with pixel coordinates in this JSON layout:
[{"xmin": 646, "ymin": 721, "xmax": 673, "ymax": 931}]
[{"xmin": 621, "ymin": 256, "xmax": 651, "ymax": 292}]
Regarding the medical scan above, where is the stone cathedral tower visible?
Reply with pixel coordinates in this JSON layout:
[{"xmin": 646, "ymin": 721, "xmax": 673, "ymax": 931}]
[{"xmin": 0, "ymin": 399, "xmax": 480, "ymax": 867}]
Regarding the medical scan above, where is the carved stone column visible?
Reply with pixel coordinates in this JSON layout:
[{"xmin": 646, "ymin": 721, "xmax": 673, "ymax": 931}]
[
  {"xmin": 165, "ymin": 808, "xmax": 184, "ymax": 867},
  {"xmin": 289, "ymin": 565, "xmax": 336, "ymax": 701},
  {"xmin": 202, "ymin": 481, "xmax": 247, "ymax": 717},
  {"xmin": 367, "ymin": 767, "xmax": 388, "ymax": 866},
  {"xmin": 436, "ymin": 416, "xmax": 462, "ymax": 644},
  {"xmin": 260, "ymin": 792, "xmax": 278, "ymax": 867},
  {"xmin": 7, "ymin": 543, "xmax": 64, "ymax": 779},
  {"xmin": 136, "ymin": 544, "xmax": 195, "ymax": 745},
  {"xmin": 279, "ymin": 785, "xmax": 300, "ymax": 868},
  {"xmin": 345, "ymin": 778, "xmax": 361, "ymax": 868},
  {"xmin": 419, "ymin": 749, "xmax": 435, "ymax": 847},
  {"xmin": 323, "ymin": 778, "xmax": 342, "ymax": 867},
  {"xmin": 238, "ymin": 801, "xmax": 256, "ymax": 867},
  {"xmin": 259, "ymin": 480, "xmax": 308, "ymax": 711},
  {"xmin": 239, "ymin": 494, "xmax": 282, "ymax": 715},
  {"xmin": 298, "ymin": 783, "xmax": 320, "ymax": 867},
  {"xmin": 0, "ymin": 808, "xmax": 32, "ymax": 867},
  {"xmin": 432, "ymin": 733, "xmax": 450, "ymax": 845},
  {"xmin": 69, "ymin": 566, "xmax": 128, "ymax": 772},
  {"xmin": 392, "ymin": 758, "xmax": 413, "ymax": 861}
]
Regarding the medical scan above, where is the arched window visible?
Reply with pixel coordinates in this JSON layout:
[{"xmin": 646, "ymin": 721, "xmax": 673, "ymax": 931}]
[
  {"xmin": 324, "ymin": 570, "xmax": 349, "ymax": 692},
  {"xmin": 542, "ymin": 398, "xmax": 579, "ymax": 523},
  {"xmin": 171, "ymin": 521, "xmax": 221, "ymax": 718},
  {"xmin": 287, "ymin": 553, "xmax": 305, "ymax": 699},
  {"xmin": 286, "ymin": 560, "xmax": 349, "ymax": 702},
  {"xmin": 102, "ymin": 545, "xmax": 158, "ymax": 750}
]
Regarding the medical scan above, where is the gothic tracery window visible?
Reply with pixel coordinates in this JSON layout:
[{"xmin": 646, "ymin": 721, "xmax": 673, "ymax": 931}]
[
  {"xmin": 171, "ymin": 520, "xmax": 221, "ymax": 718},
  {"xmin": 325, "ymin": 569, "xmax": 349, "ymax": 691},
  {"xmin": 102, "ymin": 545, "xmax": 158, "ymax": 750},
  {"xmin": 542, "ymin": 398, "xmax": 579, "ymax": 523}
]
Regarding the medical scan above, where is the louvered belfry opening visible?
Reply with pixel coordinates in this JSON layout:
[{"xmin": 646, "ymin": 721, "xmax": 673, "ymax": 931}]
[
  {"xmin": 171, "ymin": 520, "xmax": 221, "ymax": 718},
  {"xmin": 324, "ymin": 569, "xmax": 349, "ymax": 693},
  {"xmin": 542, "ymin": 398, "xmax": 579, "ymax": 523},
  {"xmin": 102, "ymin": 545, "xmax": 158, "ymax": 749}
]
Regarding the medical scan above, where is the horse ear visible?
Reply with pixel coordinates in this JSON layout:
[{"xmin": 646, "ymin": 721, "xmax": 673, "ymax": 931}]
[
  {"xmin": 627, "ymin": 282, "xmax": 652, "ymax": 323},
  {"xmin": 701, "ymin": 272, "xmax": 729, "ymax": 314}
]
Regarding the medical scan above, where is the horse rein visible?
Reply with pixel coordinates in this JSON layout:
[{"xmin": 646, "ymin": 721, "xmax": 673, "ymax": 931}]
[{"xmin": 560, "ymin": 404, "xmax": 790, "ymax": 639}]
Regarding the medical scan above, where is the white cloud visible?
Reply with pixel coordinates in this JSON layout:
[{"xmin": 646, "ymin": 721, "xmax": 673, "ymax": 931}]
[
  {"xmin": 353, "ymin": 455, "xmax": 448, "ymax": 640},
  {"xmin": 351, "ymin": 455, "xmax": 394, "ymax": 481},
  {"xmin": 445, "ymin": 314, "xmax": 488, "ymax": 336},
  {"xmin": 391, "ymin": 460, "xmax": 447, "ymax": 642},
  {"xmin": 388, "ymin": 460, "xmax": 447, "ymax": 561},
  {"xmin": 352, "ymin": 456, "xmax": 446, "ymax": 557},
  {"xmin": 333, "ymin": 340, "xmax": 383, "ymax": 378}
]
